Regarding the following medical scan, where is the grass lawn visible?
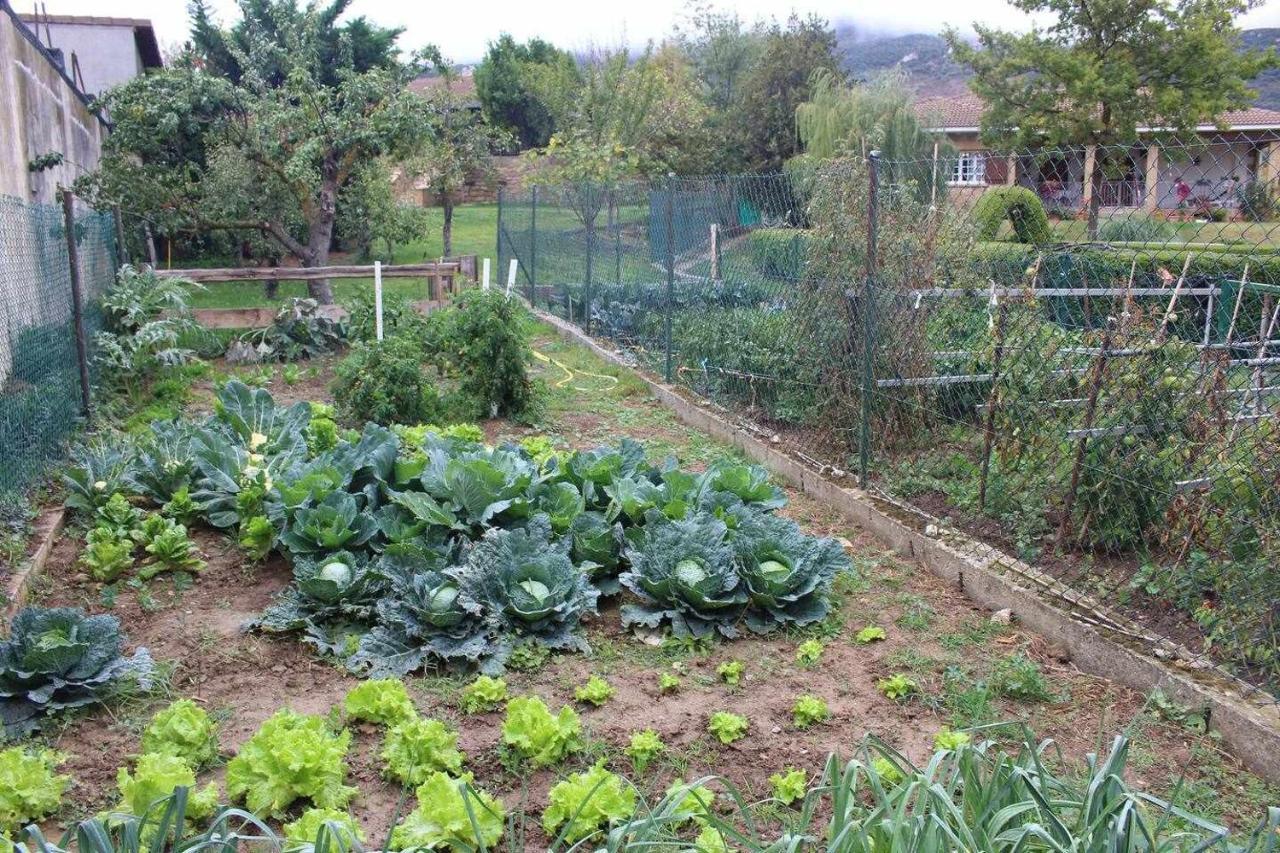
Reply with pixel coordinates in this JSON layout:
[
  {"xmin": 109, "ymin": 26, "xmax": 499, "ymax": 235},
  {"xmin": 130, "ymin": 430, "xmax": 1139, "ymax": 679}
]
[{"xmin": 1047, "ymin": 215, "xmax": 1280, "ymax": 246}]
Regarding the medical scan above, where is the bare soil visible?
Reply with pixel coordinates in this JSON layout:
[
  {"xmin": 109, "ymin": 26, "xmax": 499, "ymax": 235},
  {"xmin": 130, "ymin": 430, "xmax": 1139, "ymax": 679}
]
[{"xmin": 21, "ymin": 329, "xmax": 1279, "ymax": 845}]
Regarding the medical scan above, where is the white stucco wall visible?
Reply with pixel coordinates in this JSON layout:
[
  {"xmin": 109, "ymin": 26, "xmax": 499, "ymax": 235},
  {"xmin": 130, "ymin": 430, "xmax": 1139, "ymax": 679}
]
[{"xmin": 38, "ymin": 22, "xmax": 141, "ymax": 95}]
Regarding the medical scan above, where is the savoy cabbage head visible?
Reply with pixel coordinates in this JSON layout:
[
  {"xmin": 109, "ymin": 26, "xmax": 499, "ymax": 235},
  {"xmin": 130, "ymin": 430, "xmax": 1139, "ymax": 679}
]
[
  {"xmin": 346, "ymin": 544, "xmax": 491, "ymax": 678},
  {"xmin": 0, "ymin": 607, "xmax": 153, "ymax": 737},
  {"xmin": 457, "ymin": 516, "xmax": 598, "ymax": 670},
  {"xmin": 732, "ymin": 514, "xmax": 847, "ymax": 633},
  {"xmin": 619, "ymin": 511, "xmax": 747, "ymax": 639}
]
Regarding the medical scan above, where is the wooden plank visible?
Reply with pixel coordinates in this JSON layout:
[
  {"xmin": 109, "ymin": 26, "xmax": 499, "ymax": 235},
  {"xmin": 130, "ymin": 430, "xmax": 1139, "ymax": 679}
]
[{"xmin": 156, "ymin": 263, "xmax": 460, "ymax": 283}]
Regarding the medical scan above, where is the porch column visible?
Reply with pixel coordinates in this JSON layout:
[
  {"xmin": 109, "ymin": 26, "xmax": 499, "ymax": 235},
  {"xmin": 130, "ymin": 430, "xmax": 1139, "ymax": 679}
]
[
  {"xmin": 1144, "ymin": 145, "xmax": 1160, "ymax": 212},
  {"xmin": 1260, "ymin": 141, "xmax": 1280, "ymax": 188},
  {"xmin": 1005, "ymin": 154, "xmax": 1016, "ymax": 186},
  {"xmin": 1081, "ymin": 145, "xmax": 1097, "ymax": 209}
]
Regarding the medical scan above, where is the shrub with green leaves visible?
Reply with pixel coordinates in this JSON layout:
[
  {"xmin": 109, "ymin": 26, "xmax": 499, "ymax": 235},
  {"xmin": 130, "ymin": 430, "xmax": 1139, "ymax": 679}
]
[
  {"xmin": 716, "ymin": 660, "xmax": 744, "ymax": 686},
  {"xmin": 625, "ymin": 729, "xmax": 665, "ymax": 774},
  {"xmin": 332, "ymin": 336, "xmax": 440, "ymax": 427},
  {"xmin": 0, "ymin": 747, "xmax": 69, "ymax": 833},
  {"xmin": 391, "ymin": 771, "xmax": 505, "ymax": 851},
  {"xmin": 0, "ymin": 606, "xmax": 153, "ymax": 737},
  {"xmin": 460, "ymin": 675, "xmax": 507, "ymax": 713},
  {"xmin": 140, "ymin": 699, "xmax": 218, "ymax": 769},
  {"xmin": 793, "ymin": 694, "xmax": 830, "ymax": 729},
  {"xmin": 796, "ymin": 639, "xmax": 823, "ymax": 666},
  {"xmin": 501, "ymin": 695, "xmax": 583, "ymax": 767},
  {"xmin": 382, "ymin": 717, "xmax": 464, "ymax": 786},
  {"xmin": 855, "ymin": 625, "xmax": 887, "ymax": 644},
  {"xmin": 282, "ymin": 808, "xmax": 364, "ymax": 849},
  {"xmin": 344, "ymin": 678, "xmax": 416, "ymax": 727},
  {"xmin": 769, "ymin": 767, "xmax": 807, "ymax": 805},
  {"xmin": 574, "ymin": 675, "xmax": 614, "ymax": 707},
  {"xmin": 990, "ymin": 652, "xmax": 1055, "ymax": 702},
  {"xmin": 440, "ymin": 289, "xmax": 539, "ymax": 421},
  {"xmin": 542, "ymin": 762, "xmax": 636, "ymax": 844},
  {"xmin": 226, "ymin": 710, "xmax": 356, "ymax": 817},
  {"xmin": 708, "ymin": 711, "xmax": 748, "ymax": 745},
  {"xmin": 115, "ymin": 752, "xmax": 219, "ymax": 823},
  {"xmin": 877, "ymin": 673, "xmax": 917, "ymax": 701}
]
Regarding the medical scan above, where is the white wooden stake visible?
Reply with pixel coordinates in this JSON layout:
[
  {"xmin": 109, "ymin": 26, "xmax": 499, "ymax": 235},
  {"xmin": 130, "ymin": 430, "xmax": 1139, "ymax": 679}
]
[
  {"xmin": 482, "ymin": 257, "xmax": 491, "ymax": 290},
  {"xmin": 506, "ymin": 259, "xmax": 518, "ymax": 298},
  {"xmin": 374, "ymin": 260, "xmax": 384, "ymax": 342}
]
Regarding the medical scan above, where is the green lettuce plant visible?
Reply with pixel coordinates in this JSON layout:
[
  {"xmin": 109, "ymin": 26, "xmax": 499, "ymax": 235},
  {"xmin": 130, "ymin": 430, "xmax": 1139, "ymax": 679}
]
[
  {"xmin": 115, "ymin": 753, "xmax": 218, "ymax": 822},
  {"xmin": 708, "ymin": 711, "xmax": 748, "ymax": 744},
  {"xmin": 79, "ymin": 527, "xmax": 133, "ymax": 582},
  {"xmin": 282, "ymin": 808, "xmax": 364, "ymax": 849},
  {"xmin": 0, "ymin": 747, "xmax": 69, "ymax": 833},
  {"xmin": 716, "ymin": 660, "xmax": 744, "ymax": 685},
  {"xmin": 390, "ymin": 771, "xmax": 505, "ymax": 851},
  {"xmin": 658, "ymin": 672, "xmax": 681, "ymax": 694},
  {"xmin": 877, "ymin": 673, "xmax": 918, "ymax": 701},
  {"xmin": 138, "ymin": 520, "xmax": 204, "ymax": 578},
  {"xmin": 793, "ymin": 694, "xmax": 830, "ymax": 729},
  {"xmin": 460, "ymin": 675, "xmax": 507, "ymax": 713},
  {"xmin": 141, "ymin": 699, "xmax": 218, "ymax": 768},
  {"xmin": 769, "ymin": 767, "xmax": 807, "ymax": 805},
  {"xmin": 501, "ymin": 695, "xmax": 583, "ymax": 767},
  {"xmin": 542, "ymin": 762, "xmax": 636, "ymax": 844},
  {"xmin": 238, "ymin": 515, "xmax": 275, "ymax": 561},
  {"xmin": 934, "ymin": 728, "xmax": 971, "ymax": 751},
  {"xmin": 0, "ymin": 606, "xmax": 153, "ymax": 737},
  {"xmin": 574, "ymin": 675, "xmax": 614, "ymax": 707},
  {"xmin": 856, "ymin": 625, "xmax": 887, "ymax": 644},
  {"xmin": 382, "ymin": 717, "xmax": 464, "ymax": 786},
  {"xmin": 161, "ymin": 486, "xmax": 201, "ymax": 525},
  {"xmin": 343, "ymin": 678, "xmax": 416, "ymax": 727},
  {"xmin": 620, "ymin": 511, "xmax": 748, "ymax": 639},
  {"xmin": 625, "ymin": 729, "xmax": 665, "ymax": 774},
  {"xmin": 96, "ymin": 493, "xmax": 142, "ymax": 538},
  {"xmin": 664, "ymin": 780, "xmax": 718, "ymax": 826},
  {"xmin": 695, "ymin": 826, "xmax": 730, "ymax": 853},
  {"xmin": 225, "ymin": 709, "xmax": 356, "ymax": 817},
  {"xmin": 796, "ymin": 639, "xmax": 824, "ymax": 666}
]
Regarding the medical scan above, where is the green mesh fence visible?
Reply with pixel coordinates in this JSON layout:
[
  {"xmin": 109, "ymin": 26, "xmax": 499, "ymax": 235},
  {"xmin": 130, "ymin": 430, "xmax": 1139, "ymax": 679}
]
[
  {"xmin": 0, "ymin": 194, "xmax": 117, "ymax": 494},
  {"xmin": 502, "ymin": 132, "xmax": 1280, "ymax": 702}
]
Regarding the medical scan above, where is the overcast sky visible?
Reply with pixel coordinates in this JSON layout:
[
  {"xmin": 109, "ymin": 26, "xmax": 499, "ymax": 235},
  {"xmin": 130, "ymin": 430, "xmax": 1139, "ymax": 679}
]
[{"xmin": 34, "ymin": 0, "xmax": 1280, "ymax": 63}]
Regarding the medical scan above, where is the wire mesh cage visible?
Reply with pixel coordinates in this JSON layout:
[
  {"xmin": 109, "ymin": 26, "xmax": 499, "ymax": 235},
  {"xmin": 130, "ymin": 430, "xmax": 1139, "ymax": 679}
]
[{"xmin": 501, "ymin": 131, "xmax": 1280, "ymax": 703}]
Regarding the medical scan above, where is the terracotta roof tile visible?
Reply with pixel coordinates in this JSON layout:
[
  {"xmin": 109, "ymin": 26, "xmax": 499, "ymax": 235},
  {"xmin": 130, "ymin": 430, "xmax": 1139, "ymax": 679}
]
[{"xmin": 912, "ymin": 92, "xmax": 1280, "ymax": 131}]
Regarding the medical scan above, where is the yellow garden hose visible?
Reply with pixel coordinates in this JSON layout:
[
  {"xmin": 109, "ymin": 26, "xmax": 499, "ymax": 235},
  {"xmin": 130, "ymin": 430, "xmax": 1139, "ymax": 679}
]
[{"xmin": 532, "ymin": 349, "xmax": 619, "ymax": 392}]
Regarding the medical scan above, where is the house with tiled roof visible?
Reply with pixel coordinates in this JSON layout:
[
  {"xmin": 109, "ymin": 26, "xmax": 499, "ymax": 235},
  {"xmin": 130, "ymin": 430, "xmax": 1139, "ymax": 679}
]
[{"xmin": 913, "ymin": 92, "xmax": 1280, "ymax": 214}]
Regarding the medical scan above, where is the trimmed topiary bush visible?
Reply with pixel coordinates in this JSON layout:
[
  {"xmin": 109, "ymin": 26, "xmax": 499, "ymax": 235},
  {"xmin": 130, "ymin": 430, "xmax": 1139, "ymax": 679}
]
[{"xmin": 973, "ymin": 187, "xmax": 1052, "ymax": 244}]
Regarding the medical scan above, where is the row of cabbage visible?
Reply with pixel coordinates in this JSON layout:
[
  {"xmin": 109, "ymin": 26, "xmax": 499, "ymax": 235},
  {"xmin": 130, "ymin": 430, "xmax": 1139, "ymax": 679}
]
[{"xmin": 64, "ymin": 380, "xmax": 850, "ymax": 676}]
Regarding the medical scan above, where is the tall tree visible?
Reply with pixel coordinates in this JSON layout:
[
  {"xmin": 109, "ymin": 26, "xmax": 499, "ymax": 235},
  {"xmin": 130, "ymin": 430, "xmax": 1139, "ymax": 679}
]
[
  {"xmin": 474, "ymin": 34, "xmax": 577, "ymax": 149},
  {"xmin": 948, "ymin": 0, "xmax": 1277, "ymax": 236},
  {"xmin": 735, "ymin": 14, "xmax": 840, "ymax": 172},
  {"xmin": 84, "ymin": 0, "xmax": 436, "ymax": 303}
]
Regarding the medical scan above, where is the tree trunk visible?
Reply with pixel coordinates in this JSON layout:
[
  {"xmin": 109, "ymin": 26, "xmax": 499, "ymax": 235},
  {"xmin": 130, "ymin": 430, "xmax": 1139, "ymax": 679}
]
[
  {"xmin": 1086, "ymin": 154, "xmax": 1103, "ymax": 240},
  {"xmin": 442, "ymin": 197, "xmax": 454, "ymax": 257},
  {"xmin": 304, "ymin": 176, "xmax": 340, "ymax": 304}
]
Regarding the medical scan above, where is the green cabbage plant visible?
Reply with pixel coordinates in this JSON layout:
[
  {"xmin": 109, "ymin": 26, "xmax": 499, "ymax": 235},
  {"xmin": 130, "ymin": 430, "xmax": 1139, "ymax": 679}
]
[
  {"xmin": 278, "ymin": 491, "xmax": 378, "ymax": 556},
  {"xmin": 732, "ymin": 514, "xmax": 847, "ymax": 633},
  {"xmin": 620, "ymin": 511, "xmax": 747, "ymax": 639}
]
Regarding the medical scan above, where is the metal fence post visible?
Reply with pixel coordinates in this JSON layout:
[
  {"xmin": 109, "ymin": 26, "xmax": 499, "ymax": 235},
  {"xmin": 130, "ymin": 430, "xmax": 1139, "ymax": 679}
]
[
  {"xmin": 112, "ymin": 204, "xmax": 128, "ymax": 267},
  {"xmin": 495, "ymin": 185, "xmax": 505, "ymax": 282},
  {"xmin": 529, "ymin": 186, "xmax": 538, "ymax": 305},
  {"xmin": 664, "ymin": 176, "xmax": 675, "ymax": 383},
  {"xmin": 60, "ymin": 189, "xmax": 93, "ymax": 422},
  {"xmin": 859, "ymin": 152, "xmax": 880, "ymax": 487}
]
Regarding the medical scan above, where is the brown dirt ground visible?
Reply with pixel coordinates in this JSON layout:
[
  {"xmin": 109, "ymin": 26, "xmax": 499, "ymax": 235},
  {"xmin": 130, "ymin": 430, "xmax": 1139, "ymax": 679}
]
[{"xmin": 20, "ymin": 330, "xmax": 1280, "ymax": 847}]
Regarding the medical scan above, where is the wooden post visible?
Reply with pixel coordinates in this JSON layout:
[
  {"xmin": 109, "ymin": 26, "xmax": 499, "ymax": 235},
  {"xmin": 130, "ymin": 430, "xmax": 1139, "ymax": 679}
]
[
  {"xmin": 373, "ymin": 261, "xmax": 383, "ymax": 342},
  {"xmin": 60, "ymin": 189, "xmax": 92, "ymax": 421},
  {"xmin": 710, "ymin": 223, "xmax": 721, "ymax": 282},
  {"xmin": 1060, "ymin": 324, "xmax": 1114, "ymax": 541},
  {"xmin": 977, "ymin": 299, "xmax": 1009, "ymax": 511}
]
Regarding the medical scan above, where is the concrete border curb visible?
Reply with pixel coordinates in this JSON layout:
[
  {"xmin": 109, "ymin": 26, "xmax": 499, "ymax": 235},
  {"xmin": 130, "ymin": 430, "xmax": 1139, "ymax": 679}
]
[
  {"xmin": 4, "ymin": 506, "xmax": 65, "ymax": 624},
  {"xmin": 533, "ymin": 307, "xmax": 1280, "ymax": 783}
]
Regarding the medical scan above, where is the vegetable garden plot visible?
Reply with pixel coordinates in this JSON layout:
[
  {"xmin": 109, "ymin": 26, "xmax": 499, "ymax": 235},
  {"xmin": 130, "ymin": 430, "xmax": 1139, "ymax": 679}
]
[{"xmin": 7, "ymin": 331, "xmax": 1279, "ymax": 849}]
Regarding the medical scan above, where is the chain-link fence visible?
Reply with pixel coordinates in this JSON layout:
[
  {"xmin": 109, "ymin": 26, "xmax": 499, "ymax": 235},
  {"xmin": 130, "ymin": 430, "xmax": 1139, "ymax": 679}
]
[
  {"xmin": 0, "ymin": 193, "xmax": 118, "ymax": 494},
  {"xmin": 501, "ymin": 131, "xmax": 1280, "ymax": 703}
]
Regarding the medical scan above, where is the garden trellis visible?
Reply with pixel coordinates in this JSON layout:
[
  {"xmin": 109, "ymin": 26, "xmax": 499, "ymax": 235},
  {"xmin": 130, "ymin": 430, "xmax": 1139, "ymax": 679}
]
[{"xmin": 500, "ymin": 131, "xmax": 1280, "ymax": 702}]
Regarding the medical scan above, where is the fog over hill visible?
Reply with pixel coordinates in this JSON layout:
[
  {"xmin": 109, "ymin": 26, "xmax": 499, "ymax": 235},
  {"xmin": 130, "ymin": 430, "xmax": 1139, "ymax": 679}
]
[{"xmin": 835, "ymin": 25, "xmax": 1280, "ymax": 109}]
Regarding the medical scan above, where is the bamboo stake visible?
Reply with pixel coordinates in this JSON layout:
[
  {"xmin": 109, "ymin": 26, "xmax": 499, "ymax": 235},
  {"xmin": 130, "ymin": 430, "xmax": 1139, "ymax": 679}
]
[
  {"xmin": 978, "ymin": 300, "xmax": 1010, "ymax": 512},
  {"xmin": 1060, "ymin": 324, "xmax": 1114, "ymax": 542},
  {"xmin": 1156, "ymin": 254, "xmax": 1192, "ymax": 343}
]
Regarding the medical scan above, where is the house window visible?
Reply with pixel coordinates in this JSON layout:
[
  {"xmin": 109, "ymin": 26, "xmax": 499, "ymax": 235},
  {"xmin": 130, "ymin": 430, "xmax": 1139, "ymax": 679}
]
[{"xmin": 950, "ymin": 152, "xmax": 986, "ymax": 186}]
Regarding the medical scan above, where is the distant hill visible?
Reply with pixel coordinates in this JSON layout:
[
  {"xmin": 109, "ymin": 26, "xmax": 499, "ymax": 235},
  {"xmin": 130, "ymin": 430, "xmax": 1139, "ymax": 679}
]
[{"xmin": 837, "ymin": 26, "xmax": 1280, "ymax": 109}]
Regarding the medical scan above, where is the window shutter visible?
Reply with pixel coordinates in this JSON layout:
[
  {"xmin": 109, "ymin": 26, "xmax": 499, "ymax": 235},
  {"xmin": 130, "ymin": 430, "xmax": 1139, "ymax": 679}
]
[{"xmin": 983, "ymin": 154, "xmax": 1007, "ymax": 185}]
